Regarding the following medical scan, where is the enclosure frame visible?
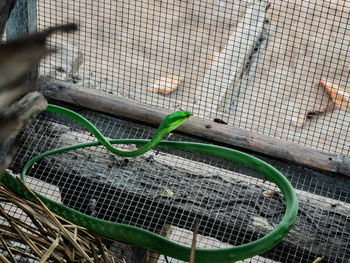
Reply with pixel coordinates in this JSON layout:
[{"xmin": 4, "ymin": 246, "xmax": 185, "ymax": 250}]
[{"xmin": 6, "ymin": 0, "xmax": 350, "ymax": 177}]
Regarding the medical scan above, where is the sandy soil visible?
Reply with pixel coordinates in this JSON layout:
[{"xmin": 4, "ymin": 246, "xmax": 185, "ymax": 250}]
[
  {"xmin": 235, "ymin": 0, "xmax": 350, "ymax": 156},
  {"xmin": 37, "ymin": 0, "xmax": 350, "ymax": 156}
]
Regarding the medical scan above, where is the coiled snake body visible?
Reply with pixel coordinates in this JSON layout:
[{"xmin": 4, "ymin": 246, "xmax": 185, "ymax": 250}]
[{"xmin": 1, "ymin": 104, "xmax": 298, "ymax": 262}]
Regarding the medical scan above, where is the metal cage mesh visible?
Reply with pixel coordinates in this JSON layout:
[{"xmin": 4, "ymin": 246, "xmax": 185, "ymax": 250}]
[
  {"xmin": 36, "ymin": 0, "xmax": 350, "ymax": 156},
  {"xmin": 4, "ymin": 0, "xmax": 350, "ymax": 261},
  {"xmin": 6, "ymin": 109, "xmax": 350, "ymax": 262}
]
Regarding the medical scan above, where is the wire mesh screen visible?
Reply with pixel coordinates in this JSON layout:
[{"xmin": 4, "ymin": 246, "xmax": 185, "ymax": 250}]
[
  {"xmin": 6, "ymin": 108, "xmax": 350, "ymax": 262},
  {"xmin": 35, "ymin": 0, "xmax": 350, "ymax": 157}
]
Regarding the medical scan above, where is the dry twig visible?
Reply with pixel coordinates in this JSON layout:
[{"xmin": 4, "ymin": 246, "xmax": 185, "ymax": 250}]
[{"xmin": 190, "ymin": 220, "xmax": 199, "ymax": 263}]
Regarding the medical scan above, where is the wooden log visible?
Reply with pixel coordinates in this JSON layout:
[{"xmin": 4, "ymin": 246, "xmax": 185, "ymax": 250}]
[
  {"xmin": 11, "ymin": 117, "xmax": 350, "ymax": 263},
  {"xmin": 43, "ymin": 78, "xmax": 350, "ymax": 176}
]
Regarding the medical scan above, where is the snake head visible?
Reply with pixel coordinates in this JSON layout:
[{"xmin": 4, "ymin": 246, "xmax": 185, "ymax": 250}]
[{"xmin": 159, "ymin": 110, "xmax": 192, "ymax": 134}]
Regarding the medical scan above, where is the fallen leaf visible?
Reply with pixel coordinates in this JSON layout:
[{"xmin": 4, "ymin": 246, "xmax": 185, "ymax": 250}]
[
  {"xmin": 320, "ymin": 80, "xmax": 349, "ymax": 109},
  {"xmin": 263, "ymin": 190, "xmax": 280, "ymax": 198},
  {"xmin": 148, "ymin": 74, "xmax": 184, "ymax": 95},
  {"xmin": 290, "ymin": 79, "xmax": 348, "ymax": 128},
  {"xmin": 312, "ymin": 257, "xmax": 324, "ymax": 263}
]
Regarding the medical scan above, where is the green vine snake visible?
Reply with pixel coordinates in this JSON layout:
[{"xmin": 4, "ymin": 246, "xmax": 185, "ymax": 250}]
[{"xmin": 1, "ymin": 104, "xmax": 298, "ymax": 262}]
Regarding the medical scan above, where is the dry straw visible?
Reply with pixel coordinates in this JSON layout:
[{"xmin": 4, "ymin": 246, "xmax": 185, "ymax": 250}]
[{"xmin": 0, "ymin": 177, "xmax": 120, "ymax": 262}]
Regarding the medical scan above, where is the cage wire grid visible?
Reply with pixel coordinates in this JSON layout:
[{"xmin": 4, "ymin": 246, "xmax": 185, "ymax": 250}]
[
  {"xmin": 36, "ymin": 0, "xmax": 350, "ymax": 157},
  {"xmin": 4, "ymin": 0, "xmax": 350, "ymax": 261},
  {"xmin": 4, "ymin": 109, "xmax": 350, "ymax": 263}
]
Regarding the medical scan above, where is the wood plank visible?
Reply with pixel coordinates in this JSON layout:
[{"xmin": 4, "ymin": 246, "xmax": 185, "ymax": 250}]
[
  {"xmin": 6, "ymin": 0, "xmax": 37, "ymax": 40},
  {"xmin": 198, "ymin": 0, "xmax": 267, "ymax": 119},
  {"xmin": 43, "ymin": 78, "xmax": 350, "ymax": 176},
  {"xmin": 11, "ymin": 116, "xmax": 350, "ymax": 263},
  {"xmin": 0, "ymin": 0, "xmax": 16, "ymax": 38}
]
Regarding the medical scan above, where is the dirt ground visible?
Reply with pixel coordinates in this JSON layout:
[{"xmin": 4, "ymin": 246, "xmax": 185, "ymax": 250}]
[{"xmin": 37, "ymin": 0, "xmax": 350, "ymax": 156}]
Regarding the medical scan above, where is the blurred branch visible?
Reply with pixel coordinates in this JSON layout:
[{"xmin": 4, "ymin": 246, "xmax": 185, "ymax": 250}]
[
  {"xmin": 0, "ymin": 23, "xmax": 77, "ymax": 171},
  {"xmin": 0, "ymin": 91, "xmax": 47, "ymax": 146},
  {"xmin": 0, "ymin": 23, "xmax": 77, "ymax": 91}
]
